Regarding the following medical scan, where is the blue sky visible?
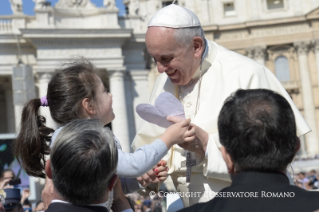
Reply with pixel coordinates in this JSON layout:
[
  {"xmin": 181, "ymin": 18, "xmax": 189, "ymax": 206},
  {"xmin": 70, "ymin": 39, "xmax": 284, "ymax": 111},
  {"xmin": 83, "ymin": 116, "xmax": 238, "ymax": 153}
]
[{"xmin": 0, "ymin": 0, "xmax": 126, "ymax": 16}]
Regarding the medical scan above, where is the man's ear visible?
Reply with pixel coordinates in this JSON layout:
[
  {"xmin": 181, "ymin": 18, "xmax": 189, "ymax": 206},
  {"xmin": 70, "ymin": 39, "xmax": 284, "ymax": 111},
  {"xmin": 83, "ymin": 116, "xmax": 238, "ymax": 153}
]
[
  {"xmin": 45, "ymin": 159, "xmax": 52, "ymax": 179},
  {"xmin": 193, "ymin": 37, "xmax": 204, "ymax": 59},
  {"xmin": 221, "ymin": 146, "xmax": 234, "ymax": 174},
  {"xmin": 108, "ymin": 174, "xmax": 118, "ymax": 191},
  {"xmin": 81, "ymin": 98, "xmax": 96, "ymax": 116}
]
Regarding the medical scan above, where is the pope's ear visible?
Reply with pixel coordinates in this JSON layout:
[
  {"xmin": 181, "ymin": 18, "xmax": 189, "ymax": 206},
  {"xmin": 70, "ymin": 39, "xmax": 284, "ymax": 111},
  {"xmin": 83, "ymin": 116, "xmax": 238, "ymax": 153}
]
[{"xmin": 192, "ymin": 37, "xmax": 204, "ymax": 58}]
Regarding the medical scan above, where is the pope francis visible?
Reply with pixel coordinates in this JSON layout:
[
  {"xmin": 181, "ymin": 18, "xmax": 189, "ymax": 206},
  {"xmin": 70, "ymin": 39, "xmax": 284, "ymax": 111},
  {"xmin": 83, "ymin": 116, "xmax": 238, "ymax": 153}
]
[{"xmin": 131, "ymin": 3, "xmax": 311, "ymax": 207}]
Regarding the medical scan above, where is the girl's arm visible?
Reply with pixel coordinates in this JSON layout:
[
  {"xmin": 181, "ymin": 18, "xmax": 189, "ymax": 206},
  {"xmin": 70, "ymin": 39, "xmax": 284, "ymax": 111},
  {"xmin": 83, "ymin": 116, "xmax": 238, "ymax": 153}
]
[
  {"xmin": 116, "ymin": 118, "xmax": 195, "ymax": 177},
  {"xmin": 117, "ymin": 139, "xmax": 166, "ymax": 178}
]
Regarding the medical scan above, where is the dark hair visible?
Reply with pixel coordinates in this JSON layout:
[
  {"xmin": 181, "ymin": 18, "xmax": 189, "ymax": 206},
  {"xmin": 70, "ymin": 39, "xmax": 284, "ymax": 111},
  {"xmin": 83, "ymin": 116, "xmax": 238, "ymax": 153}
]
[
  {"xmin": 0, "ymin": 169, "xmax": 15, "ymax": 179},
  {"xmin": 14, "ymin": 59, "xmax": 101, "ymax": 178},
  {"xmin": 22, "ymin": 198, "xmax": 31, "ymax": 206},
  {"xmin": 50, "ymin": 119, "xmax": 118, "ymax": 206},
  {"xmin": 218, "ymin": 89, "xmax": 297, "ymax": 172}
]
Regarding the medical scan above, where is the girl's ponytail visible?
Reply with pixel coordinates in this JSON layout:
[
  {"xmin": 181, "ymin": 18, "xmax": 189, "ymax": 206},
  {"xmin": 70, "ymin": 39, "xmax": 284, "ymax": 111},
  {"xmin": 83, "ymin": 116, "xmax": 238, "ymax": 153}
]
[{"xmin": 14, "ymin": 98, "xmax": 54, "ymax": 178}]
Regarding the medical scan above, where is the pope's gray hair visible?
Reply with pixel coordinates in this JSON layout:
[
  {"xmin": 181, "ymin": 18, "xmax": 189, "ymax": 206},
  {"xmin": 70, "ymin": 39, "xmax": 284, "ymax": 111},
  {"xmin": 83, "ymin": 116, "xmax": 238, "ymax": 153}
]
[
  {"xmin": 173, "ymin": 26, "xmax": 205, "ymax": 48},
  {"xmin": 50, "ymin": 119, "xmax": 118, "ymax": 206}
]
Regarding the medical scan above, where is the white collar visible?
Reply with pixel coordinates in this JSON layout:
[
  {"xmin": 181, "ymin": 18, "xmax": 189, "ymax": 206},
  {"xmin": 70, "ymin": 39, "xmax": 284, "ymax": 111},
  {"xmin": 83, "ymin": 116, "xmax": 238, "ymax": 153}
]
[
  {"xmin": 50, "ymin": 126, "xmax": 64, "ymax": 147},
  {"xmin": 51, "ymin": 199, "xmax": 107, "ymax": 208}
]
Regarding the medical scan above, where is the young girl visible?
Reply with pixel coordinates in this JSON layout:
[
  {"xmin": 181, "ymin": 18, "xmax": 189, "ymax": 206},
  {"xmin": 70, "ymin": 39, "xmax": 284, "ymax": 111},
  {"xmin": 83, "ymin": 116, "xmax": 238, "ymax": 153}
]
[{"xmin": 14, "ymin": 59, "xmax": 195, "ymax": 189}]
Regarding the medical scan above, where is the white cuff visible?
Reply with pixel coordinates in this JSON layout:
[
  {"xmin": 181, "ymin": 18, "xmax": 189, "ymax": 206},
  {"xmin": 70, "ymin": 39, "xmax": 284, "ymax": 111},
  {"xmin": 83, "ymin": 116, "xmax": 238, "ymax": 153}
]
[{"xmin": 205, "ymin": 136, "xmax": 214, "ymax": 159}]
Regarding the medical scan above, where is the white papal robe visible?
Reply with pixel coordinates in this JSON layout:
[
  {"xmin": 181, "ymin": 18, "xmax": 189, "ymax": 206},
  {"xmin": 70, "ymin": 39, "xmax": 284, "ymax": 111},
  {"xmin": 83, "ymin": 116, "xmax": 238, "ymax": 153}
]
[{"xmin": 131, "ymin": 40, "xmax": 311, "ymax": 206}]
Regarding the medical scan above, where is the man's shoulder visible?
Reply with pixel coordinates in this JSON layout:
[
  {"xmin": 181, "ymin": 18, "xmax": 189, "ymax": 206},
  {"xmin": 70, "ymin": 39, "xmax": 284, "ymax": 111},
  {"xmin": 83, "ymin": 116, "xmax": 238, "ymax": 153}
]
[
  {"xmin": 177, "ymin": 200, "xmax": 216, "ymax": 212},
  {"xmin": 207, "ymin": 40, "xmax": 266, "ymax": 76},
  {"xmin": 46, "ymin": 202, "xmax": 108, "ymax": 212}
]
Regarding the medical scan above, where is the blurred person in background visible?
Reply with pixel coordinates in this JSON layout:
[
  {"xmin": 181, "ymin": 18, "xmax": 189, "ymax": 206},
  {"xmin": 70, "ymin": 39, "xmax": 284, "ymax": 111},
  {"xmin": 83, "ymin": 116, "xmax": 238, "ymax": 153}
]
[
  {"xmin": 2, "ymin": 188, "xmax": 23, "ymax": 212},
  {"xmin": 151, "ymin": 196, "xmax": 162, "ymax": 212},
  {"xmin": 0, "ymin": 202, "xmax": 4, "ymax": 212},
  {"xmin": 0, "ymin": 169, "xmax": 15, "ymax": 189},
  {"xmin": 142, "ymin": 200, "xmax": 151, "ymax": 212},
  {"xmin": 34, "ymin": 201, "xmax": 44, "ymax": 212},
  {"xmin": 22, "ymin": 199, "xmax": 32, "ymax": 212}
]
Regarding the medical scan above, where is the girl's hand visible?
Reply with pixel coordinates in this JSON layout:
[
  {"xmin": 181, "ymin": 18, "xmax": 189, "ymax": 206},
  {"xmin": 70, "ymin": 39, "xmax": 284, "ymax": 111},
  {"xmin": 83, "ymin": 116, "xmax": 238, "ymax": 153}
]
[
  {"xmin": 136, "ymin": 160, "xmax": 168, "ymax": 187},
  {"xmin": 160, "ymin": 117, "xmax": 196, "ymax": 149}
]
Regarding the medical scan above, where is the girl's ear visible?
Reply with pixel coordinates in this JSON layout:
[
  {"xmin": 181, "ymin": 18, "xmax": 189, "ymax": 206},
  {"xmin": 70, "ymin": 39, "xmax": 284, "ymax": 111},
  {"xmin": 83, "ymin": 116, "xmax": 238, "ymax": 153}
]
[{"xmin": 81, "ymin": 98, "xmax": 96, "ymax": 116}]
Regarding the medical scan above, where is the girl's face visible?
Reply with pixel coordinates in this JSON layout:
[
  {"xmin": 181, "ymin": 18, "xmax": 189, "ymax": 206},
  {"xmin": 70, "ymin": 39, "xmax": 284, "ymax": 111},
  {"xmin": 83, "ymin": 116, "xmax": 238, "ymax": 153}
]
[{"xmin": 94, "ymin": 77, "xmax": 115, "ymax": 125}]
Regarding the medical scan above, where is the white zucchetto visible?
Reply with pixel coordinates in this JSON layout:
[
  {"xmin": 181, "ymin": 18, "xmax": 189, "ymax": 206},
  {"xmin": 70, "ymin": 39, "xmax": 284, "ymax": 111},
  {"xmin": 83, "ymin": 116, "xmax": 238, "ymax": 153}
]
[{"xmin": 148, "ymin": 4, "xmax": 201, "ymax": 28}]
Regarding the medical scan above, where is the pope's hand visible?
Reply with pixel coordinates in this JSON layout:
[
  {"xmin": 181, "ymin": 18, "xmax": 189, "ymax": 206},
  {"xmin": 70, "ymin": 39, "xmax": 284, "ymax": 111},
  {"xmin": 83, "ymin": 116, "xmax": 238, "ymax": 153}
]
[{"xmin": 167, "ymin": 117, "xmax": 208, "ymax": 155}]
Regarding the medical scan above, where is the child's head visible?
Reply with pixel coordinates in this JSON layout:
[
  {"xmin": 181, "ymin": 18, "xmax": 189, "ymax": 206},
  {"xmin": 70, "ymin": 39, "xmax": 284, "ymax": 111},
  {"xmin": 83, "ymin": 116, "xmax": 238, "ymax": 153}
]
[
  {"xmin": 48, "ymin": 59, "xmax": 114, "ymax": 125},
  {"xmin": 14, "ymin": 59, "xmax": 114, "ymax": 178}
]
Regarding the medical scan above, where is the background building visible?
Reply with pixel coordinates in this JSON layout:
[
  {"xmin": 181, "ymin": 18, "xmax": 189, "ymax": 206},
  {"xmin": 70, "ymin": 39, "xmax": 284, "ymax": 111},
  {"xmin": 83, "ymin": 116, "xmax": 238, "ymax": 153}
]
[{"xmin": 1, "ymin": 0, "xmax": 319, "ymax": 200}]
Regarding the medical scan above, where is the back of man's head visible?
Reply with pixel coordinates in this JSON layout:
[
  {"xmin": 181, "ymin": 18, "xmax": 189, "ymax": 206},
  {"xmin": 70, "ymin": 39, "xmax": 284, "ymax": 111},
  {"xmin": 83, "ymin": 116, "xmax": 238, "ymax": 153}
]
[
  {"xmin": 50, "ymin": 119, "xmax": 118, "ymax": 206},
  {"xmin": 218, "ymin": 89, "xmax": 297, "ymax": 172}
]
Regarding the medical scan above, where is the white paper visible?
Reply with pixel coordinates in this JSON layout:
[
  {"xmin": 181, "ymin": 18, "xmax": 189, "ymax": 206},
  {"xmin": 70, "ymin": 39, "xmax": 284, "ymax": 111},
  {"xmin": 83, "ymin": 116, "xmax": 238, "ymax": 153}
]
[{"xmin": 136, "ymin": 92, "xmax": 185, "ymax": 128}]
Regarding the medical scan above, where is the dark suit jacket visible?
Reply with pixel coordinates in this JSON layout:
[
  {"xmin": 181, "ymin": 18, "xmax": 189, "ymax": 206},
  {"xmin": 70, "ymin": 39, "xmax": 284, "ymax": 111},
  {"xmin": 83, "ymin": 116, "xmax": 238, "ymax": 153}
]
[
  {"xmin": 179, "ymin": 171, "xmax": 319, "ymax": 212},
  {"xmin": 45, "ymin": 202, "xmax": 108, "ymax": 212}
]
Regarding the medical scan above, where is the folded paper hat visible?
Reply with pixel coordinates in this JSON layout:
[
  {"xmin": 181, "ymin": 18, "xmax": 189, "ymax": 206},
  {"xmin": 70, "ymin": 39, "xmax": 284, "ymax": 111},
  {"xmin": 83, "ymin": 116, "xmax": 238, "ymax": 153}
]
[
  {"xmin": 136, "ymin": 92, "xmax": 185, "ymax": 128},
  {"xmin": 148, "ymin": 4, "xmax": 201, "ymax": 28}
]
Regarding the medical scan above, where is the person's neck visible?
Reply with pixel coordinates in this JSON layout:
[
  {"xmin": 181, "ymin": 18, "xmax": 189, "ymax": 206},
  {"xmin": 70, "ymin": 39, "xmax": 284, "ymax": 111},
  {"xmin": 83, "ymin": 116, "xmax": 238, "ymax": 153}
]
[
  {"xmin": 52, "ymin": 188, "xmax": 65, "ymax": 201},
  {"xmin": 91, "ymin": 191, "xmax": 109, "ymax": 204},
  {"xmin": 53, "ymin": 188, "xmax": 109, "ymax": 205}
]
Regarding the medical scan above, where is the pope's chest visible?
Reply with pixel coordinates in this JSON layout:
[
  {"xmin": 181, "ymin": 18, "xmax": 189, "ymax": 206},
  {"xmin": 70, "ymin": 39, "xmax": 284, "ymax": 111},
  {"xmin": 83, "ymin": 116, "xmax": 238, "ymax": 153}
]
[{"xmin": 178, "ymin": 81, "xmax": 200, "ymax": 120}]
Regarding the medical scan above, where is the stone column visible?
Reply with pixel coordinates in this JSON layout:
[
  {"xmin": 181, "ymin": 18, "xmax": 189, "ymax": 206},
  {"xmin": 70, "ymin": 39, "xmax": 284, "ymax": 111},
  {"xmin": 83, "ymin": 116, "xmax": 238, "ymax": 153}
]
[
  {"xmin": 108, "ymin": 69, "xmax": 130, "ymax": 153},
  {"xmin": 313, "ymin": 40, "xmax": 319, "ymax": 92},
  {"xmin": 129, "ymin": 70, "xmax": 149, "ymax": 132},
  {"xmin": 249, "ymin": 0, "xmax": 260, "ymax": 20},
  {"xmin": 4, "ymin": 83, "xmax": 15, "ymax": 133},
  {"xmin": 293, "ymin": 0, "xmax": 302, "ymax": 16},
  {"xmin": 38, "ymin": 72, "xmax": 57, "ymax": 130},
  {"xmin": 12, "ymin": 65, "xmax": 36, "ymax": 132},
  {"xmin": 294, "ymin": 42, "xmax": 319, "ymax": 155},
  {"xmin": 200, "ymin": 0, "xmax": 211, "ymax": 24},
  {"xmin": 245, "ymin": 48, "xmax": 254, "ymax": 59},
  {"xmin": 253, "ymin": 46, "xmax": 266, "ymax": 66}
]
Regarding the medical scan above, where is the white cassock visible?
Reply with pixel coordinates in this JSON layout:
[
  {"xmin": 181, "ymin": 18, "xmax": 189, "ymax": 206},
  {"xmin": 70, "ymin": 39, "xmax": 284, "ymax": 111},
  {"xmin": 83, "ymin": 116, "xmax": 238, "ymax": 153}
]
[{"xmin": 131, "ymin": 40, "xmax": 311, "ymax": 206}]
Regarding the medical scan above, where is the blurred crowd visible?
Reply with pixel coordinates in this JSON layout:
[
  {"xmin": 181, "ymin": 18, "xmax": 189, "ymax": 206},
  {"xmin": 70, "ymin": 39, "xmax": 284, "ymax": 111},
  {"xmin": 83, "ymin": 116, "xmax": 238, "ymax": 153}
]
[
  {"xmin": 2, "ymin": 167, "xmax": 319, "ymax": 212},
  {"xmin": 126, "ymin": 193, "xmax": 163, "ymax": 212},
  {"xmin": 295, "ymin": 170, "xmax": 319, "ymax": 191},
  {"xmin": 0, "ymin": 169, "xmax": 44, "ymax": 212},
  {"xmin": 0, "ymin": 167, "xmax": 165, "ymax": 212}
]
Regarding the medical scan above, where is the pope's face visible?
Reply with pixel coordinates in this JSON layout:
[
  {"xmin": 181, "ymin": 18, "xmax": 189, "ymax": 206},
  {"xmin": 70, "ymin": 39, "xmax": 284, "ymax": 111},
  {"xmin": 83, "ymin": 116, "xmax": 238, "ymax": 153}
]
[{"xmin": 146, "ymin": 27, "xmax": 201, "ymax": 85}]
